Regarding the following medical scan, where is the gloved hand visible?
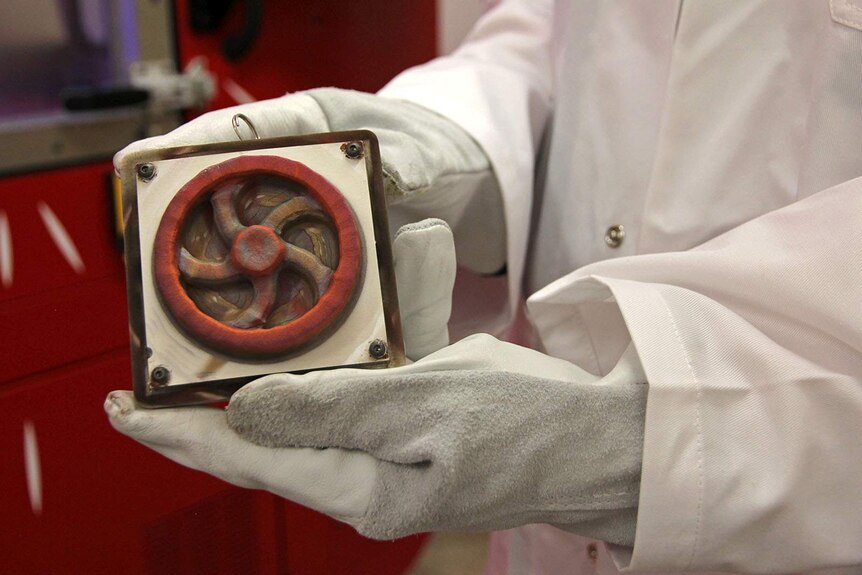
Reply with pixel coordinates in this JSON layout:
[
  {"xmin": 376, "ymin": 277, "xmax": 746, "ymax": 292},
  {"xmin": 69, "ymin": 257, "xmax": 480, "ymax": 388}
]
[
  {"xmin": 116, "ymin": 89, "xmax": 504, "ymax": 273},
  {"xmin": 107, "ymin": 333, "xmax": 648, "ymax": 547},
  {"xmin": 106, "ymin": 216, "xmax": 455, "ymax": 491}
]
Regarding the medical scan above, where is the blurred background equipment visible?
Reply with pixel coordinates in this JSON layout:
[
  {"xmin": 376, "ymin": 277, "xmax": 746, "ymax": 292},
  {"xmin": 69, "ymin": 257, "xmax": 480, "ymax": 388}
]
[{"xmin": 0, "ymin": 0, "xmax": 488, "ymax": 573}]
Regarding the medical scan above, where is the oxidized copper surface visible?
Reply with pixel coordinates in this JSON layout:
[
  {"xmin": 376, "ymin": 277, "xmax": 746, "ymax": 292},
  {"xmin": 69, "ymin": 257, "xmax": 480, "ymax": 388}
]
[{"xmin": 153, "ymin": 155, "xmax": 363, "ymax": 358}]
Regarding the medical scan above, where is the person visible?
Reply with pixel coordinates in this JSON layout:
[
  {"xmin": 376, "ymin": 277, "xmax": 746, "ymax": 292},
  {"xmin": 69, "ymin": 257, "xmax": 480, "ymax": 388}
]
[{"xmin": 105, "ymin": 1, "xmax": 862, "ymax": 573}]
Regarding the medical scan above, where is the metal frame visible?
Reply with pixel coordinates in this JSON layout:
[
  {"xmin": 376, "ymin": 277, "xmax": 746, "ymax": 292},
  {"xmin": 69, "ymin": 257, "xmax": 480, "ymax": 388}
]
[{"xmin": 119, "ymin": 130, "xmax": 405, "ymax": 407}]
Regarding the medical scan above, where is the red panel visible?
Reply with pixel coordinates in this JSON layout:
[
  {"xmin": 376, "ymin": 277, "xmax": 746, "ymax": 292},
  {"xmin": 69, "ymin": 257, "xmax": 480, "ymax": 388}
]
[
  {"xmin": 0, "ymin": 162, "xmax": 128, "ymax": 385},
  {"xmin": 0, "ymin": 163, "xmax": 122, "ymax": 302},
  {"xmin": 0, "ymin": 351, "xmax": 281, "ymax": 574},
  {"xmin": 174, "ymin": 0, "xmax": 438, "ymax": 111}
]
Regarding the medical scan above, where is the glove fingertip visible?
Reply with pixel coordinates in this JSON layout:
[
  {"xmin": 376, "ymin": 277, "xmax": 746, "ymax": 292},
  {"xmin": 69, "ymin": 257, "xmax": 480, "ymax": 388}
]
[
  {"xmin": 103, "ymin": 391, "xmax": 158, "ymax": 440},
  {"xmin": 104, "ymin": 390, "xmax": 135, "ymax": 420}
]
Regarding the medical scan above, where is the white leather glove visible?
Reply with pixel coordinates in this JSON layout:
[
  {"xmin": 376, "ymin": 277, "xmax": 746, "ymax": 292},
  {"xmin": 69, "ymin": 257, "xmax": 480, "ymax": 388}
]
[
  {"xmin": 116, "ymin": 89, "xmax": 504, "ymax": 273},
  {"xmin": 107, "ymin": 333, "xmax": 647, "ymax": 547}
]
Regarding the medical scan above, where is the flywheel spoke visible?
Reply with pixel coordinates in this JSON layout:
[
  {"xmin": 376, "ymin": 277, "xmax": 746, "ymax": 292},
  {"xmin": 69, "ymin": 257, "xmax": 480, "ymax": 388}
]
[
  {"xmin": 285, "ymin": 243, "xmax": 333, "ymax": 297},
  {"xmin": 178, "ymin": 248, "xmax": 241, "ymax": 284},
  {"xmin": 228, "ymin": 274, "xmax": 278, "ymax": 329},
  {"xmin": 262, "ymin": 197, "xmax": 321, "ymax": 232},
  {"xmin": 211, "ymin": 184, "xmax": 247, "ymax": 242}
]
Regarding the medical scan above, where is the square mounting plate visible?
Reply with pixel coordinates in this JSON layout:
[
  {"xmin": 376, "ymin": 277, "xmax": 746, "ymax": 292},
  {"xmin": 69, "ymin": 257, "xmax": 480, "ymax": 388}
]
[{"xmin": 119, "ymin": 130, "xmax": 404, "ymax": 407}]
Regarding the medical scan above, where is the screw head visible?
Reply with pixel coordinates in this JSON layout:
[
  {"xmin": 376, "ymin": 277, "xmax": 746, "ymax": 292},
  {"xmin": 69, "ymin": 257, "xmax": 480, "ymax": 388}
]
[
  {"xmin": 150, "ymin": 366, "xmax": 170, "ymax": 386},
  {"xmin": 343, "ymin": 141, "xmax": 364, "ymax": 160},
  {"xmin": 369, "ymin": 339, "xmax": 388, "ymax": 359},
  {"xmin": 137, "ymin": 163, "xmax": 157, "ymax": 181}
]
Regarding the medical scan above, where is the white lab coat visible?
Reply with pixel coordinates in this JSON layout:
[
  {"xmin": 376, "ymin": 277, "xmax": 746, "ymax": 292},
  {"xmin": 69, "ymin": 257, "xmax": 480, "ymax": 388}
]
[{"xmin": 381, "ymin": 0, "xmax": 862, "ymax": 573}]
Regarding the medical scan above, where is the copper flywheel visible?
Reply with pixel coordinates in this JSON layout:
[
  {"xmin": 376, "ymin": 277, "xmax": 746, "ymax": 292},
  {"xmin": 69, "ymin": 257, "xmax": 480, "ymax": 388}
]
[{"xmin": 153, "ymin": 155, "xmax": 363, "ymax": 358}]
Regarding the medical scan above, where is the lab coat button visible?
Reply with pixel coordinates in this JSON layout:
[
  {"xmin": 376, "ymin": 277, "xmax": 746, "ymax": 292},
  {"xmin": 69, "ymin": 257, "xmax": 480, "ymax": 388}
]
[{"xmin": 605, "ymin": 224, "xmax": 625, "ymax": 248}]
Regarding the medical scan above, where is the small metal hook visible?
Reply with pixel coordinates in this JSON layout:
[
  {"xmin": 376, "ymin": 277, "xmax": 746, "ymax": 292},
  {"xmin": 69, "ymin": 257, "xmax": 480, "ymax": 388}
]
[{"xmin": 232, "ymin": 113, "xmax": 260, "ymax": 141}]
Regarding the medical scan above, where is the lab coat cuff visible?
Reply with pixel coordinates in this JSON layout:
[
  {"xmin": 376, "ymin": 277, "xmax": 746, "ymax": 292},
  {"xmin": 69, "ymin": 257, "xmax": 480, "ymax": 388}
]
[
  {"xmin": 528, "ymin": 275, "xmax": 706, "ymax": 570},
  {"xmin": 598, "ymin": 276, "xmax": 704, "ymax": 571}
]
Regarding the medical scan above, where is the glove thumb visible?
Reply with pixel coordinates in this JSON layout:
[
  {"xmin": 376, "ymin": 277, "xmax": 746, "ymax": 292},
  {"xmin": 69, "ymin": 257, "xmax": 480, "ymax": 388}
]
[{"xmin": 393, "ymin": 219, "xmax": 456, "ymax": 361}]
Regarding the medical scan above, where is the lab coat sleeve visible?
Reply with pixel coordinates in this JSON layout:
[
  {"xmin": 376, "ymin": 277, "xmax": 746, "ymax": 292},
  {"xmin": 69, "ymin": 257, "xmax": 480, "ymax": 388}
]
[
  {"xmin": 528, "ymin": 177, "xmax": 862, "ymax": 572},
  {"xmin": 378, "ymin": 0, "xmax": 554, "ymax": 308}
]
